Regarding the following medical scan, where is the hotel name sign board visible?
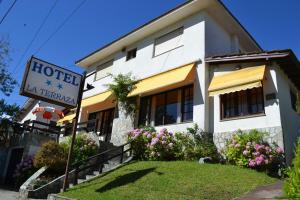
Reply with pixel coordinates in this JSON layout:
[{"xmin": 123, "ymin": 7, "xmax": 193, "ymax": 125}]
[{"xmin": 20, "ymin": 57, "xmax": 83, "ymax": 108}]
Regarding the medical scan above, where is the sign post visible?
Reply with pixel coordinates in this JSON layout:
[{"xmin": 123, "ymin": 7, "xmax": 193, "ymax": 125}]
[
  {"xmin": 19, "ymin": 56, "xmax": 86, "ymax": 191},
  {"xmin": 62, "ymin": 72, "xmax": 86, "ymax": 191}
]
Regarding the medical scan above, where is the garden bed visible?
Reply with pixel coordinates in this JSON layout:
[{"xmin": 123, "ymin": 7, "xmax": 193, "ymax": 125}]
[{"xmin": 61, "ymin": 161, "xmax": 277, "ymax": 200}]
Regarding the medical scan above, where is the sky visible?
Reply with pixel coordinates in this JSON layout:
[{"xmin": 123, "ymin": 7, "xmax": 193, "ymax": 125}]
[{"xmin": 0, "ymin": 0, "xmax": 300, "ymax": 107}]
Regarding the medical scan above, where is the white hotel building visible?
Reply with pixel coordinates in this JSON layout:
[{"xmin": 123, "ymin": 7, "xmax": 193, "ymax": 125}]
[{"xmin": 60, "ymin": 0, "xmax": 300, "ymax": 163}]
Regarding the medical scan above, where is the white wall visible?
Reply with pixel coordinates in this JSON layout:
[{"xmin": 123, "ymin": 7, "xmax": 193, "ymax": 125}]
[
  {"xmin": 210, "ymin": 63, "xmax": 282, "ymax": 133},
  {"xmin": 82, "ymin": 12, "xmax": 207, "ymax": 131},
  {"xmin": 83, "ymin": 12, "xmax": 205, "ymax": 98},
  {"xmin": 275, "ymin": 65, "xmax": 300, "ymax": 163}
]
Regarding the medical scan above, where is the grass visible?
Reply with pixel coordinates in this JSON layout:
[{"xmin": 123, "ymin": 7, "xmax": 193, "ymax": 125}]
[{"xmin": 61, "ymin": 161, "xmax": 277, "ymax": 200}]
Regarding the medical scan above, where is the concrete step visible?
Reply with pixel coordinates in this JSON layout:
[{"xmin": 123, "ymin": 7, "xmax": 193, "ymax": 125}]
[
  {"xmin": 77, "ymin": 179, "xmax": 85, "ymax": 184},
  {"xmin": 93, "ymin": 171, "xmax": 100, "ymax": 176},
  {"xmin": 85, "ymin": 174, "xmax": 96, "ymax": 180}
]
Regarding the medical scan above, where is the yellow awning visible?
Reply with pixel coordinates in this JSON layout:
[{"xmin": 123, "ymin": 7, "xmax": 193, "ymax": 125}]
[
  {"xmin": 57, "ymin": 113, "xmax": 75, "ymax": 125},
  {"xmin": 81, "ymin": 91, "xmax": 114, "ymax": 108},
  {"xmin": 208, "ymin": 65, "xmax": 266, "ymax": 96},
  {"xmin": 128, "ymin": 63, "xmax": 195, "ymax": 97}
]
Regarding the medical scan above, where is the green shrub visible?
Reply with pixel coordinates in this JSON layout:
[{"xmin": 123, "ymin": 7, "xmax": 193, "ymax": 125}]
[
  {"xmin": 224, "ymin": 130, "xmax": 285, "ymax": 176},
  {"xmin": 128, "ymin": 124, "xmax": 219, "ymax": 162},
  {"xmin": 34, "ymin": 141, "xmax": 67, "ymax": 174},
  {"xmin": 60, "ymin": 133, "xmax": 98, "ymax": 165},
  {"xmin": 284, "ymin": 137, "xmax": 300, "ymax": 199}
]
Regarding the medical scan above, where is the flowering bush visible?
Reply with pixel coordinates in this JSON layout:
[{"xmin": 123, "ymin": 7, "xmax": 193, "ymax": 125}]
[
  {"xmin": 128, "ymin": 124, "xmax": 219, "ymax": 161},
  {"xmin": 224, "ymin": 130, "xmax": 285, "ymax": 176},
  {"xmin": 284, "ymin": 137, "xmax": 300, "ymax": 199},
  {"xmin": 34, "ymin": 134, "xmax": 98, "ymax": 176},
  {"xmin": 13, "ymin": 156, "xmax": 37, "ymax": 188},
  {"xmin": 61, "ymin": 133, "xmax": 98, "ymax": 165},
  {"xmin": 128, "ymin": 127, "xmax": 178, "ymax": 160},
  {"xmin": 174, "ymin": 124, "xmax": 219, "ymax": 161}
]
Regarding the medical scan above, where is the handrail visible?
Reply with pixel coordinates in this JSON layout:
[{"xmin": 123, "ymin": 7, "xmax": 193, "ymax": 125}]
[
  {"xmin": 72, "ymin": 140, "xmax": 132, "ymax": 167},
  {"xmin": 69, "ymin": 140, "xmax": 132, "ymax": 187}
]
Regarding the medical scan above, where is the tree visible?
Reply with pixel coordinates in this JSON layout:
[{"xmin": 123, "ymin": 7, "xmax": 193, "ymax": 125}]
[
  {"xmin": 0, "ymin": 37, "xmax": 19, "ymax": 146},
  {"xmin": 106, "ymin": 73, "xmax": 137, "ymax": 117},
  {"xmin": 0, "ymin": 37, "xmax": 17, "ymax": 96}
]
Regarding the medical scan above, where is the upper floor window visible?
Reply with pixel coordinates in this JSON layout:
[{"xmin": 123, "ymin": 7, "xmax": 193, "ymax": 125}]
[
  {"xmin": 153, "ymin": 27, "xmax": 184, "ymax": 57},
  {"xmin": 220, "ymin": 87, "xmax": 264, "ymax": 120},
  {"xmin": 94, "ymin": 60, "xmax": 113, "ymax": 81},
  {"xmin": 126, "ymin": 48, "xmax": 137, "ymax": 61}
]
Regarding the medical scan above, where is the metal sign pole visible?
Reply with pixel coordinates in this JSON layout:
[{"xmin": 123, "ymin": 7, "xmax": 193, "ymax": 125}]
[{"xmin": 62, "ymin": 71, "xmax": 86, "ymax": 192}]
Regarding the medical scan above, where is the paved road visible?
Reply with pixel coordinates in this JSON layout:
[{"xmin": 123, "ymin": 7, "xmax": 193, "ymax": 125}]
[
  {"xmin": 0, "ymin": 188, "xmax": 19, "ymax": 200},
  {"xmin": 236, "ymin": 181, "xmax": 287, "ymax": 200}
]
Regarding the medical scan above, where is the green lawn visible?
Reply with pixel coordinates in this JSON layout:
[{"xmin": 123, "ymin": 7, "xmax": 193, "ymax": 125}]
[{"xmin": 61, "ymin": 161, "xmax": 277, "ymax": 200}]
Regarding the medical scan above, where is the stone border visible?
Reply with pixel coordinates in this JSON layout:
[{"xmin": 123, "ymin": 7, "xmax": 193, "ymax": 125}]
[{"xmin": 213, "ymin": 126, "xmax": 284, "ymax": 151}]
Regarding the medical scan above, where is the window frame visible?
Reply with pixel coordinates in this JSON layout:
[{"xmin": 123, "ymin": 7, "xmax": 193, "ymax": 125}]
[
  {"xmin": 94, "ymin": 59, "xmax": 114, "ymax": 82},
  {"xmin": 126, "ymin": 48, "xmax": 137, "ymax": 61},
  {"xmin": 138, "ymin": 84, "xmax": 194, "ymax": 127},
  {"xmin": 153, "ymin": 27, "xmax": 184, "ymax": 57},
  {"xmin": 181, "ymin": 85, "xmax": 194, "ymax": 122},
  {"xmin": 220, "ymin": 87, "xmax": 265, "ymax": 121}
]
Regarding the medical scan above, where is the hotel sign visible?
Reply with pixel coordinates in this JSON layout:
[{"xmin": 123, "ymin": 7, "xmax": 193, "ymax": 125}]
[{"xmin": 20, "ymin": 57, "xmax": 83, "ymax": 108}]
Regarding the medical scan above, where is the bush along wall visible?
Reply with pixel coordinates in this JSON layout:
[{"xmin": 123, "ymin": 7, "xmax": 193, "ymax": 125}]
[
  {"xmin": 223, "ymin": 129, "xmax": 285, "ymax": 177},
  {"xmin": 284, "ymin": 137, "xmax": 300, "ymax": 199},
  {"xmin": 127, "ymin": 124, "xmax": 219, "ymax": 162}
]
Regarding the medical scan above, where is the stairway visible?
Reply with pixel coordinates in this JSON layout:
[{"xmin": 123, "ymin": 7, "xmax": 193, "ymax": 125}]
[{"xmin": 68, "ymin": 141, "xmax": 132, "ymax": 189}]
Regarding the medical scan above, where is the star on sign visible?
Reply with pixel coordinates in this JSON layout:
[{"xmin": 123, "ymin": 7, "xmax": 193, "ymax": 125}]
[
  {"xmin": 45, "ymin": 80, "xmax": 52, "ymax": 86},
  {"xmin": 57, "ymin": 83, "xmax": 63, "ymax": 90}
]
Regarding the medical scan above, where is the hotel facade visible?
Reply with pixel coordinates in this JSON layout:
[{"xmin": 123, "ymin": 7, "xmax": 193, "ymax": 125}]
[{"xmin": 60, "ymin": 0, "xmax": 300, "ymax": 163}]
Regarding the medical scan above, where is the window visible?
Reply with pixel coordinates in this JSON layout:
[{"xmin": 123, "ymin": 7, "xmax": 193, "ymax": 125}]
[
  {"xmin": 138, "ymin": 85, "xmax": 193, "ymax": 127},
  {"xmin": 138, "ymin": 96, "xmax": 151, "ymax": 126},
  {"xmin": 126, "ymin": 48, "xmax": 137, "ymax": 61},
  {"xmin": 220, "ymin": 87, "xmax": 264, "ymax": 119},
  {"xmin": 94, "ymin": 60, "xmax": 113, "ymax": 81},
  {"xmin": 154, "ymin": 27, "xmax": 183, "ymax": 57},
  {"xmin": 290, "ymin": 90, "xmax": 297, "ymax": 112},
  {"xmin": 182, "ymin": 85, "xmax": 194, "ymax": 122}
]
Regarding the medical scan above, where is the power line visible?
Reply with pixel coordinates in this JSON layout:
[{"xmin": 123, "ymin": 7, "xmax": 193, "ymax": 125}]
[
  {"xmin": 13, "ymin": 0, "xmax": 59, "ymax": 74},
  {"xmin": 33, "ymin": 0, "xmax": 88, "ymax": 55},
  {"xmin": 0, "ymin": 0, "xmax": 18, "ymax": 25}
]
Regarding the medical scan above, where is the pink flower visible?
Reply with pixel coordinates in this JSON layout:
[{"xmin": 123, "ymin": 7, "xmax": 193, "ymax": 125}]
[
  {"xmin": 143, "ymin": 131, "xmax": 149, "ymax": 136},
  {"xmin": 161, "ymin": 141, "xmax": 166, "ymax": 145},
  {"xmin": 160, "ymin": 128, "xmax": 167, "ymax": 133},
  {"xmin": 243, "ymin": 150, "xmax": 249, "ymax": 156},
  {"xmin": 147, "ymin": 134, "xmax": 152, "ymax": 139},
  {"xmin": 253, "ymin": 152, "xmax": 260, "ymax": 157},
  {"xmin": 276, "ymin": 147, "xmax": 284, "ymax": 154},
  {"xmin": 157, "ymin": 132, "xmax": 164, "ymax": 138},
  {"xmin": 151, "ymin": 138, "xmax": 159, "ymax": 146},
  {"xmin": 249, "ymin": 160, "xmax": 256, "ymax": 168},
  {"xmin": 235, "ymin": 143, "xmax": 241, "ymax": 148},
  {"xmin": 255, "ymin": 155, "xmax": 265, "ymax": 166}
]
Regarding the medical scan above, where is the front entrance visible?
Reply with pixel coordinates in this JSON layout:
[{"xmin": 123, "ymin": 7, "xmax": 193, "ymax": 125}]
[
  {"xmin": 88, "ymin": 108, "xmax": 115, "ymax": 142},
  {"xmin": 4, "ymin": 147, "xmax": 24, "ymax": 186}
]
